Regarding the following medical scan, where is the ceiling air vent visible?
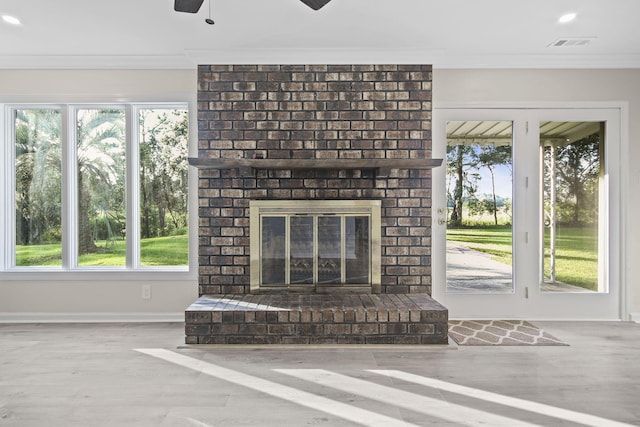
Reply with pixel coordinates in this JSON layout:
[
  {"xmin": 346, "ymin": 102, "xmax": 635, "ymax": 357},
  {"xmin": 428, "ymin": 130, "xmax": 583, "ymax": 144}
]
[{"xmin": 548, "ymin": 37, "xmax": 594, "ymax": 47}]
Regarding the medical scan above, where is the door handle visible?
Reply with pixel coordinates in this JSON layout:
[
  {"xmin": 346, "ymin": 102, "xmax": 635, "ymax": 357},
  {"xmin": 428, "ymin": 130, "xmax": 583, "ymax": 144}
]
[{"xmin": 438, "ymin": 218, "xmax": 446, "ymax": 225}]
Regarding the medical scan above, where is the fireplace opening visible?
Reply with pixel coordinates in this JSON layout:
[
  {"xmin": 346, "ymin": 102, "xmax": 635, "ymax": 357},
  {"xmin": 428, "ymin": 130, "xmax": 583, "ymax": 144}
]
[{"xmin": 250, "ymin": 200, "xmax": 381, "ymax": 294}]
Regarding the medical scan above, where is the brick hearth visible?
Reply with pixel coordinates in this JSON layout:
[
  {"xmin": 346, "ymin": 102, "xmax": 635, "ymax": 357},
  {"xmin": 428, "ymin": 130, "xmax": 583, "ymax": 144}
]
[{"xmin": 185, "ymin": 294, "xmax": 448, "ymax": 344}]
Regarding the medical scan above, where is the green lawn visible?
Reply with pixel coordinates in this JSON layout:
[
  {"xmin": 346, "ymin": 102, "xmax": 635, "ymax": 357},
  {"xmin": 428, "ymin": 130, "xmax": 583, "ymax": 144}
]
[
  {"xmin": 447, "ymin": 226, "xmax": 598, "ymax": 291},
  {"xmin": 16, "ymin": 242, "xmax": 63, "ymax": 267},
  {"xmin": 140, "ymin": 235, "xmax": 189, "ymax": 266},
  {"xmin": 16, "ymin": 235, "xmax": 188, "ymax": 267},
  {"xmin": 543, "ymin": 227, "xmax": 598, "ymax": 291}
]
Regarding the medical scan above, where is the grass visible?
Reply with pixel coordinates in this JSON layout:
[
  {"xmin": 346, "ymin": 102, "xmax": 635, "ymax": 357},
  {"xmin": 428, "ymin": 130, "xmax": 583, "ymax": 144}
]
[
  {"xmin": 140, "ymin": 235, "xmax": 189, "ymax": 266},
  {"xmin": 16, "ymin": 235, "xmax": 188, "ymax": 267},
  {"xmin": 16, "ymin": 242, "xmax": 63, "ymax": 267},
  {"xmin": 447, "ymin": 226, "xmax": 598, "ymax": 291},
  {"xmin": 78, "ymin": 239, "xmax": 126, "ymax": 266},
  {"xmin": 543, "ymin": 227, "xmax": 598, "ymax": 291}
]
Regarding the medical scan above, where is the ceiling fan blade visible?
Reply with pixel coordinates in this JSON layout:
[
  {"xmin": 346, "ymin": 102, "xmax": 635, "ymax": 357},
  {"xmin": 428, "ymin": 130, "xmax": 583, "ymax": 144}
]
[
  {"xmin": 300, "ymin": 0, "xmax": 332, "ymax": 10},
  {"xmin": 174, "ymin": 0, "xmax": 205, "ymax": 13}
]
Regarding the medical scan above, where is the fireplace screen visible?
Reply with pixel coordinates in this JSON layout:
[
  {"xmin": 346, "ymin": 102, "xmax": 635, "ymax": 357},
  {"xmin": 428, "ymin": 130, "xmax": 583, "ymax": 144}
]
[{"xmin": 250, "ymin": 200, "xmax": 381, "ymax": 293}]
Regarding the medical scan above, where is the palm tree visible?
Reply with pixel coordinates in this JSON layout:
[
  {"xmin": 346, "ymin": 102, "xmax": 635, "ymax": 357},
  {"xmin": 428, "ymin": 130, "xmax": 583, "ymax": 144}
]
[
  {"xmin": 76, "ymin": 109, "xmax": 126, "ymax": 255},
  {"xmin": 15, "ymin": 109, "xmax": 62, "ymax": 247}
]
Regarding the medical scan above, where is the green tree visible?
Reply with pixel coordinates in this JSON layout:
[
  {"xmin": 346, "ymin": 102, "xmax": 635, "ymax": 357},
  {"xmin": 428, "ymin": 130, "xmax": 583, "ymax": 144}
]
[
  {"xmin": 139, "ymin": 109, "xmax": 188, "ymax": 239},
  {"xmin": 556, "ymin": 135, "xmax": 600, "ymax": 226},
  {"xmin": 476, "ymin": 145, "xmax": 512, "ymax": 225},
  {"xmin": 15, "ymin": 109, "xmax": 62, "ymax": 246},
  {"xmin": 544, "ymin": 134, "xmax": 600, "ymax": 227},
  {"xmin": 76, "ymin": 109, "xmax": 126, "ymax": 255},
  {"xmin": 446, "ymin": 144, "xmax": 478, "ymax": 226}
]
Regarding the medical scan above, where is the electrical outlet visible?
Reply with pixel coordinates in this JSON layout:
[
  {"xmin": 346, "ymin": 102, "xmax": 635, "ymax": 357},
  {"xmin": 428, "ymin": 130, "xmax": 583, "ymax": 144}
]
[{"xmin": 141, "ymin": 285, "xmax": 151, "ymax": 300}]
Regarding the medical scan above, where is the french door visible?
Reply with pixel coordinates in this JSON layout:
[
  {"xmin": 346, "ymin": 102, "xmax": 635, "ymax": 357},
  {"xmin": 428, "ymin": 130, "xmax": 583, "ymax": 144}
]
[{"xmin": 432, "ymin": 108, "xmax": 622, "ymax": 320}]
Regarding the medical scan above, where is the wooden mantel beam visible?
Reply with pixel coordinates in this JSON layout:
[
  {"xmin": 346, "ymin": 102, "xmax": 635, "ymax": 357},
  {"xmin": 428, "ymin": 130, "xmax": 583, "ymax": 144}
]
[{"xmin": 188, "ymin": 157, "xmax": 443, "ymax": 170}]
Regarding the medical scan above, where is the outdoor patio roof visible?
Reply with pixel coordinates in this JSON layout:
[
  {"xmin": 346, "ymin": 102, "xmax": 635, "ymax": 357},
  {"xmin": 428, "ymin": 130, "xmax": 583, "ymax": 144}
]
[{"xmin": 446, "ymin": 121, "xmax": 602, "ymax": 147}]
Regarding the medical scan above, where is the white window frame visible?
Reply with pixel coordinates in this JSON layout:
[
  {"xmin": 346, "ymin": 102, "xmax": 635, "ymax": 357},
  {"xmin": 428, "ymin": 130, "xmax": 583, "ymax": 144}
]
[{"xmin": 1, "ymin": 101, "xmax": 197, "ymax": 281}]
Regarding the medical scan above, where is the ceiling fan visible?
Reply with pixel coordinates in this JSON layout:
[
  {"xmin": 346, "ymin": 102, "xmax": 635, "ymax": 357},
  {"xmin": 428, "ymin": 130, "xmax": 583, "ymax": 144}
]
[{"xmin": 174, "ymin": 0, "xmax": 332, "ymax": 13}]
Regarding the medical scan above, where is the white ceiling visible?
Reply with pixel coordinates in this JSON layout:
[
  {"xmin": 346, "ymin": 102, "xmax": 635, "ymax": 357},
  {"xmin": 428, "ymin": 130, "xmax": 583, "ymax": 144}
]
[{"xmin": 1, "ymin": 0, "xmax": 639, "ymax": 69}]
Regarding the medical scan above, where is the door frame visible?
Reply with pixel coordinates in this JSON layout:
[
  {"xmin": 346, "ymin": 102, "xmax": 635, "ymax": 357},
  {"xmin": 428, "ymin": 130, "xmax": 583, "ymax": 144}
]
[{"xmin": 432, "ymin": 104, "xmax": 628, "ymax": 320}]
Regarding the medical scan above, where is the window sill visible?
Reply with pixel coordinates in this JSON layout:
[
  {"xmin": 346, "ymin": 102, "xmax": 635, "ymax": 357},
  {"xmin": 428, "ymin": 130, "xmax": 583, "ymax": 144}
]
[{"xmin": 0, "ymin": 268, "xmax": 195, "ymax": 281}]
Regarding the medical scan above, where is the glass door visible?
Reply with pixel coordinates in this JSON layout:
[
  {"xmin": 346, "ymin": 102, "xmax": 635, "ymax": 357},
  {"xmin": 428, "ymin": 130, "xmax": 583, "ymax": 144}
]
[
  {"xmin": 432, "ymin": 108, "xmax": 621, "ymax": 320},
  {"xmin": 528, "ymin": 109, "xmax": 621, "ymax": 319},
  {"xmin": 444, "ymin": 120, "xmax": 514, "ymax": 295},
  {"xmin": 540, "ymin": 121, "xmax": 605, "ymax": 294}
]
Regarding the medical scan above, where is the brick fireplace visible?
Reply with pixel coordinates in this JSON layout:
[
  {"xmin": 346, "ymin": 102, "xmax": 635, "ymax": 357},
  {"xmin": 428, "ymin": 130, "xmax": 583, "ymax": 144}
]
[{"xmin": 185, "ymin": 64, "xmax": 448, "ymax": 344}]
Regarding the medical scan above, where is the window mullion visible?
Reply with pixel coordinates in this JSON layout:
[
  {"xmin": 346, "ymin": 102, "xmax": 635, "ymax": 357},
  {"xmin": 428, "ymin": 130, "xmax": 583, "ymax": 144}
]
[
  {"xmin": 2, "ymin": 106, "xmax": 13, "ymax": 269},
  {"xmin": 126, "ymin": 105, "xmax": 139, "ymax": 269},
  {"xmin": 63, "ymin": 106, "xmax": 78, "ymax": 269}
]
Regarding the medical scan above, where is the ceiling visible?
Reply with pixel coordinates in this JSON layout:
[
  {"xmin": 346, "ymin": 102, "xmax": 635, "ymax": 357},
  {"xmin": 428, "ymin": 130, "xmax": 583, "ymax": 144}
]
[{"xmin": 1, "ymin": 0, "xmax": 639, "ymax": 69}]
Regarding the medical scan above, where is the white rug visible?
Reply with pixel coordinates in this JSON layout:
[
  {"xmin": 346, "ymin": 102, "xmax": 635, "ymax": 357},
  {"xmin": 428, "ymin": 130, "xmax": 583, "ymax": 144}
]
[{"xmin": 448, "ymin": 320, "xmax": 568, "ymax": 346}]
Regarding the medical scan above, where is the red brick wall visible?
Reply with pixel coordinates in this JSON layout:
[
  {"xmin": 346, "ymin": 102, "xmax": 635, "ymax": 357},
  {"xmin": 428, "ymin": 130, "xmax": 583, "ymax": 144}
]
[{"xmin": 197, "ymin": 64, "xmax": 433, "ymax": 295}]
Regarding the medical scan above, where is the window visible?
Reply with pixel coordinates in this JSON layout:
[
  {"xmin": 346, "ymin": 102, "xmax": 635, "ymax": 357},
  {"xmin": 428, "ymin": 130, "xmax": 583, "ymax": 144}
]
[
  {"xmin": 138, "ymin": 108, "xmax": 189, "ymax": 267},
  {"xmin": 14, "ymin": 108, "xmax": 63, "ymax": 267},
  {"xmin": 76, "ymin": 108, "xmax": 126, "ymax": 267},
  {"xmin": 3, "ymin": 103, "xmax": 189, "ymax": 272}
]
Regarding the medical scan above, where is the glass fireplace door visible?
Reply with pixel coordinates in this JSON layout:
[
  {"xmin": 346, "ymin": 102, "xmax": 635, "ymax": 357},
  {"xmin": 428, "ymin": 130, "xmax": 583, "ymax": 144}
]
[
  {"xmin": 250, "ymin": 200, "xmax": 381, "ymax": 293},
  {"xmin": 290, "ymin": 216, "xmax": 314, "ymax": 285},
  {"xmin": 317, "ymin": 216, "xmax": 342, "ymax": 284},
  {"xmin": 260, "ymin": 216, "xmax": 286, "ymax": 285}
]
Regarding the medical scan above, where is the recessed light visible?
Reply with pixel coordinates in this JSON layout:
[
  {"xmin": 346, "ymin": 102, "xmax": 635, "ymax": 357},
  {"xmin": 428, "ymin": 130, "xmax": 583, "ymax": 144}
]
[
  {"xmin": 2, "ymin": 14, "xmax": 21, "ymax": 26},
  {"xmin": 558, "ymin": 12, "xmax": 577, "ymax": 24}
]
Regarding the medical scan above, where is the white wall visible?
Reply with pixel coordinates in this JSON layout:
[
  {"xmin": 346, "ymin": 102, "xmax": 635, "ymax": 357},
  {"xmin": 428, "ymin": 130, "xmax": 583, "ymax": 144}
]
[
  {"xmin": 0, "ymin": 70, "xmax": 199, "ymax": 322},
  {"xmin": 0, "ymin": 69, "xmax": 196, "ymax": 100},
  {"xmin": 434, "ymin": 69, "xmax": 640, "ymax": 321},
  {"xmin": 0, "ymin": 281, "xmax": 197, "ymax": 322},
  {"xmin": 1, "ymin": 68, "xmax": 638, "ymax": 321}
]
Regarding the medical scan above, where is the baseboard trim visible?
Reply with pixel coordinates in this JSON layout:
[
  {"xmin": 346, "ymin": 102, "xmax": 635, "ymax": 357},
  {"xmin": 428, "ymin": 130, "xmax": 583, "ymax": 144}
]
[
  {"xmin": 0, "ymin": 312, "xmax": 184, "ymax": 323},
  {"xmin": 4, "ymin": 312, "xmax": 637, "ymax": 323}
]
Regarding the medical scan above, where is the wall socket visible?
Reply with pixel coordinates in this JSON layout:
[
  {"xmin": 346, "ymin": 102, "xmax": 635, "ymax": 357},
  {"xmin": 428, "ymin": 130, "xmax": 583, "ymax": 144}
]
[{"xmin": 141, "ymin": 285, "xmax": 152, "ymax": 300}]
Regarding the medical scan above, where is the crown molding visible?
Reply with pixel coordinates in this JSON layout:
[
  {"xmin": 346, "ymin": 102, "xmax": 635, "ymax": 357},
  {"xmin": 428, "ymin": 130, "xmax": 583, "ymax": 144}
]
[
  {"xmin": 0, "ymin": 51, "xmax": 639, "ymax": 70},
  {"xmin": 0, "ymin": 55, "xmax": 196, "ymax": 69},
  {"xmin": 437, "ymin": 53, "xmax": 640, "ymax": 69},
  {"xmin": 184, "ymin": 48, "xmax": 446, "ymax": 65}
]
